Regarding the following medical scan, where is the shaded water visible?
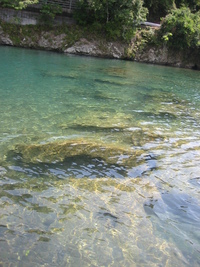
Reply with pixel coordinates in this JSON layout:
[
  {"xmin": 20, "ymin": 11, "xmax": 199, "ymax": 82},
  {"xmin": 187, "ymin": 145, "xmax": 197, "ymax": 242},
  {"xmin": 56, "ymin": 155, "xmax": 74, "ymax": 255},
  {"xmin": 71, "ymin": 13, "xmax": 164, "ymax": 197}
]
[{"xmin": 0, "ymin": 46, "xmax": 200, "ymax": 266}]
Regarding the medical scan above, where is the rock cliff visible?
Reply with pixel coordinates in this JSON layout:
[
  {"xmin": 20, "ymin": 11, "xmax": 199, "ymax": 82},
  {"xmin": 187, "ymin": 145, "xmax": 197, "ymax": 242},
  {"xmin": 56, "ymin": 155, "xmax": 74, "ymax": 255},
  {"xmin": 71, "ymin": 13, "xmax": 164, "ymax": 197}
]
[{"xmin": 0, "ymin": 24, "xmax": 199, "ymax": 70}]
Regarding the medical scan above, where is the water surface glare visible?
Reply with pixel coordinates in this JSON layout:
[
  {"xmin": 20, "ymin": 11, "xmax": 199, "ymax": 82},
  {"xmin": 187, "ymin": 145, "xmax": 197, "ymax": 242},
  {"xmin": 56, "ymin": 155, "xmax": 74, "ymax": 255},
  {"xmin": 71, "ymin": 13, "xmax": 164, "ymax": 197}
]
[{"xmin": 0, "ymin": 46, "xmax": 200, "ymax": 266}]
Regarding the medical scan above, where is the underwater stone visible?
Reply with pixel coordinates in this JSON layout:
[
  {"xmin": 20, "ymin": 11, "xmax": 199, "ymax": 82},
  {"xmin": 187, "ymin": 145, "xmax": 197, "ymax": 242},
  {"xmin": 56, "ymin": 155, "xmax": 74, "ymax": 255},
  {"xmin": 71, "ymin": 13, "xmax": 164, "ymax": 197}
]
[
  {"xmin": 131, "ymin": 129, "xmax": 165, "ymax": 147},
  {"xmin": 60, "ymin": 112, "xmax": 132, "ymax": 131},
  {"xmin": 12, "ymin": 139, "xmax": 144, "ymax": 166},
  {"xmin": 0, "ymin": 166, "xmax": 7, "ymax": 176}
]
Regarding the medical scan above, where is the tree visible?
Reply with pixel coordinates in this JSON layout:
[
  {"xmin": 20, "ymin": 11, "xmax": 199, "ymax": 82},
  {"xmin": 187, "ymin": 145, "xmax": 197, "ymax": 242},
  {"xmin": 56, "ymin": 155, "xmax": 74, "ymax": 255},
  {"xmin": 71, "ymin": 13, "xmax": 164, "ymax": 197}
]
[
  {"xmin": 175, "ymin": 0, "xmax": 200, "ymax": 11},
  {"xmin": 0, "ymin": 0, "xmax": 39, "ymax": 10},
  {"xmin": 74, "ymin": 0, "xmax": 147, "ymax": 40},
  {"xmin": 143, "ymin": 0, "xmax": 175, "ymax": 21},
  {"xmin": 144, "ymin": 0, "xmax": 200, "ymax": 21}
]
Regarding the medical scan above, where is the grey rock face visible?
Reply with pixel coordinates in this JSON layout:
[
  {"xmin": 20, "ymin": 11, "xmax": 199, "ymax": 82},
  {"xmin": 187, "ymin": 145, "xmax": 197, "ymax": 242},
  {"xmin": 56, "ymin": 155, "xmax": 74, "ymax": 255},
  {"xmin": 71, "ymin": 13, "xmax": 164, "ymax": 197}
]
[
  {"xmin": 38, "ymin": 33, "xmax": 66, "ymax": 50},
  {"xmin": 0, "ymin": 26, "xmax": 13, "ymax": 45},
  {"xmin": 0, "ymin": 25, "xmax": 198, "ymax": 69},
  {"xmin": 64, "ymin": 38, "xmax": 125, "ymax": 59}
]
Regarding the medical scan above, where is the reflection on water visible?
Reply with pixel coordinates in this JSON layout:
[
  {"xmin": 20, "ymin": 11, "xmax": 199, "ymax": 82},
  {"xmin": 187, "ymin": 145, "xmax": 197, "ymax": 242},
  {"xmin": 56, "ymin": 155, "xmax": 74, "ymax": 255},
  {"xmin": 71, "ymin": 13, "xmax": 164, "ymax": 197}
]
[{"xmin": 0, "ymin": 46, "xmax": 200, "ymax": 266}]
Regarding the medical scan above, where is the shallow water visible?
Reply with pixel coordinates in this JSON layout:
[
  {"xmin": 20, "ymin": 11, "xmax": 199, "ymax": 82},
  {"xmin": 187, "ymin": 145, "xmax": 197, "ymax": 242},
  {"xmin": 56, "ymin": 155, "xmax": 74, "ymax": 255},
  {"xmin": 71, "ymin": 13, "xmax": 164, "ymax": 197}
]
[{"xmin": 0, "ymin": 46, "xmax": 200, "ymax": 266}]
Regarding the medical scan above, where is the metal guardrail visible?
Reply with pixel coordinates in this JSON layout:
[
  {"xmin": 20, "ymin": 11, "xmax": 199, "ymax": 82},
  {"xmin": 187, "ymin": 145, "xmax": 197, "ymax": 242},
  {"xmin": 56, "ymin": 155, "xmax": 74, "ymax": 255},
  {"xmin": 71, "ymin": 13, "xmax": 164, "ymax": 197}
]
[
  {"xmin": 140, "ymin": 22, "xmax": 160, "ymax": 27},
  {"xmin": 39, "ymin": 0, "xmax": 77, "ymax": 11}
]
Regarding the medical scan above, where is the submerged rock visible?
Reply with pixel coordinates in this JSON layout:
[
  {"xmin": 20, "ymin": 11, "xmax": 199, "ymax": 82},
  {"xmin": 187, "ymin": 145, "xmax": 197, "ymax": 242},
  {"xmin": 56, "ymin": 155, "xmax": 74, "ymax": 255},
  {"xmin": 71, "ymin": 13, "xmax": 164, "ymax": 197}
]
[
  {"xmin": 0, "ymin": 166, "xmax": 7, "ymax": 176},
  {"xmin": 60, "ymin": 112, "xmax": 132, "ymax": 131},
  {"xmin": 11, "ymin": 139, "xmax": 143, "ymax": 166},
  {"xmin": 131, "ymin": 129, "xmax": 164, "ymax": 146}
]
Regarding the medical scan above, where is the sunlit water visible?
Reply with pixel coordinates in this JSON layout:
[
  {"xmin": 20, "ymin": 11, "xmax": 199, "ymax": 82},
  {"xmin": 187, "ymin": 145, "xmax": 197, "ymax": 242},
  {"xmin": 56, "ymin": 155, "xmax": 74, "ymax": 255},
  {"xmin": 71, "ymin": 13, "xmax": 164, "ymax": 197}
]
[{"xmin": 0, "ymin": 46, "xmax": 200, "ymax": 266}]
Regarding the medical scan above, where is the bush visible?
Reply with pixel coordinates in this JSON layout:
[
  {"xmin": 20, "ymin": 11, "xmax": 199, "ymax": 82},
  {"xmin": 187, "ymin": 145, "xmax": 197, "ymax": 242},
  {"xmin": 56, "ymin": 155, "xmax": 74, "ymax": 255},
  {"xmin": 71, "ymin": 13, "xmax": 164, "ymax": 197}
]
[
  {"xmin": 39, "ymin": 3, "xmax": 62, "ymax": 26},
  {"xmin": 0, "ymin": 0, "xmax": 38, "ymax": 9},
  {"xmin": 158, "ymin": 7, "xmax": 200, "ymax": 49},
  {"xmin": 143, "ymin": 0, "xmax": 200, "ymax": 21}
]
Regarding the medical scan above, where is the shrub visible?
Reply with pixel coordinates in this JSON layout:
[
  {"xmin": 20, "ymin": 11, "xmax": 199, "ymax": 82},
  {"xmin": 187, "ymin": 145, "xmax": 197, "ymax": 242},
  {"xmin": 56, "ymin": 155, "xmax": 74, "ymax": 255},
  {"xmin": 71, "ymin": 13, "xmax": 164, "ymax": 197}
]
[
  {"xmin": 39, "ymin": 3, "xmax": 62, "ymax": 26},
  {"xmin": 0, "ymin": 0, "xmax": 38, "ymax": 9},
  {"xmin": 158, "ymin": 7, "xmax": 200, "ymax": 49}
]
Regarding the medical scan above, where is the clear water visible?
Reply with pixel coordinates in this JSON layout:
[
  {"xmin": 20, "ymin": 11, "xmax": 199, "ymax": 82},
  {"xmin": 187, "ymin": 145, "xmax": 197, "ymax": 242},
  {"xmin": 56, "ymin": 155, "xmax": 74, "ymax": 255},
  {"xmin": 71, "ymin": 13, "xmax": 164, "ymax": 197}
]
[{"xmin": 0, "ymin": 46, "xmax": 200, "ymax": 266}]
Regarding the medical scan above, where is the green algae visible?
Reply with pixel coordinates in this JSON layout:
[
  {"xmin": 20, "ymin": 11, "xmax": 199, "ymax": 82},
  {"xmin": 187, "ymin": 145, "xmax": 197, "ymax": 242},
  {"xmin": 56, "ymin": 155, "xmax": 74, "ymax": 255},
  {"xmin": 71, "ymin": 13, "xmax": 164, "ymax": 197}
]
[
  {"xmin": 11, "ymin": 138, "xmax": 143, "ymax": 167},
  {"xmin": 130, "ymin": 128, "xmax": 165, "ymax": 146},
  {"xmin": 60, "ymin": 111, "xmax": 132, "ymax": 131}
]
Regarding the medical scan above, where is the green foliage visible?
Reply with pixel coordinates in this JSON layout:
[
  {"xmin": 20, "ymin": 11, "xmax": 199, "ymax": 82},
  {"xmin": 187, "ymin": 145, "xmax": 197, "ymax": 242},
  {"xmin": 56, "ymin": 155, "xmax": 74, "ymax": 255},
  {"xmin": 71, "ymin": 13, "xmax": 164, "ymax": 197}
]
[
  {"xmin": 159, "ymin": 7, "xmax": 200, "ymax": 49},
  {"xmin": 39, "ymin": 3, "xmax": 62, "ymax": 26},
  {"xmin": 74, "ymin": 0, "xmax": 148, "ymax": 41},
  {"xmin": 175, "ymin": 0, "xmax": 200, "ymax": 11},
  {"xmin": 125, "ymin": 27, "xmax": 157, "ymax": 59},
  {"xmin": 73, "ymin": 0, "xmax": 93, "ymax": 25},
  {"xmin": 143, "ymin": 0, "xmax": 200, "ymax": 21},
  {"xmin": 144, "ymin": 0, "xmax": 174, "ymax": 21},
  {"xmin": 0, "ymin": 0, "xmax": 38, "ymax": 10}
]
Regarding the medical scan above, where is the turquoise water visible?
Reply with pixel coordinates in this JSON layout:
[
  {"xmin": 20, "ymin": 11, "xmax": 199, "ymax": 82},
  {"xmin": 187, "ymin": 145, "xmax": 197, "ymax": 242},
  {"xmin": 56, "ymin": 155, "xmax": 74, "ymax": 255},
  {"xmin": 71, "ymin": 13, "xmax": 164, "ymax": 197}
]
[{"xmin": 0, "ymin": 46, "xmax": 200, "ymax": 266}]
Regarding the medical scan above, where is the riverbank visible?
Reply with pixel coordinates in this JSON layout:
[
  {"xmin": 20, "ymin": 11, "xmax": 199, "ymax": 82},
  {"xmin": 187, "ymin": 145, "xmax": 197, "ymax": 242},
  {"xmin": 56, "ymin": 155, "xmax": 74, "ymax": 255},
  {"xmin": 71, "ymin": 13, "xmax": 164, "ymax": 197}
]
[{"xmin": 0, "ymin": 20, "xmax": 199, "ymax": 70}]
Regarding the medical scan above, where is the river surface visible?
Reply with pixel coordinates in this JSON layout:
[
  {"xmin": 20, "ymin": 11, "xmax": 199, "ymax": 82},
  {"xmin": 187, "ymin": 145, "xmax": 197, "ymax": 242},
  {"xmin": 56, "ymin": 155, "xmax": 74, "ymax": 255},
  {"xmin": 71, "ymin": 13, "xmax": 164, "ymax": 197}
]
[{"xmin": 0, "ymin": 46, "xmax": 200, "ymax": 266}]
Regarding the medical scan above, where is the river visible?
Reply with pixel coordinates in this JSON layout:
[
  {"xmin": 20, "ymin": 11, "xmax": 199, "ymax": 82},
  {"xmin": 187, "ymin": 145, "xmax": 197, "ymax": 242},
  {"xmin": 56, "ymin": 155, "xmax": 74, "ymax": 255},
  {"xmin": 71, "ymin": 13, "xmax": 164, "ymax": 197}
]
[{"xmin": 0, "ymin": 46, "xmax": 200, "ymax": 266}]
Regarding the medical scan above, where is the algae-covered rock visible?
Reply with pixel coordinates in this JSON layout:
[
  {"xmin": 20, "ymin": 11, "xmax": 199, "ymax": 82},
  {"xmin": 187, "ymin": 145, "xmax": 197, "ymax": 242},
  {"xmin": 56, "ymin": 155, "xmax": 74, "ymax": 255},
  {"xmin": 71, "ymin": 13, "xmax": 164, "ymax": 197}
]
[
  {"xmin": 130, "ymin": 128, "xmax": 165, "ymax": 147},
  {"xmin": 0, "ymin": 166, "xmax": 7, "ymax": 176},
  {"xmin": 60, "ymin": 112, "xmax": 132, "ymax": 131},
  {"xmin": 12, "ymin": 139, "xmax": 143, "ymax": 166}
]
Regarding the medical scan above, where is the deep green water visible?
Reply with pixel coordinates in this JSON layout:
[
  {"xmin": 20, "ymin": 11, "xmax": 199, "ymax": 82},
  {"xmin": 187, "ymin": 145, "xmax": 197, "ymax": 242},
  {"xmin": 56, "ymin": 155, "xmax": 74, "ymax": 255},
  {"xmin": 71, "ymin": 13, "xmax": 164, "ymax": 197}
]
[{"xmin": 0, "ymin": 46, "xmax": 200, "ymax": 266}]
